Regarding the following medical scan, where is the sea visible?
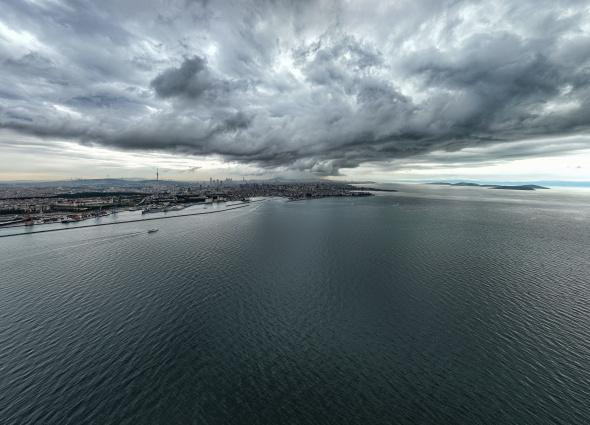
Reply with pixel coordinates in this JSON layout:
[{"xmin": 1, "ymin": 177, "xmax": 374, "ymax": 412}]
[{"xmin": 1, "ymin": 184, "xmax": 589, "ymax": 424}]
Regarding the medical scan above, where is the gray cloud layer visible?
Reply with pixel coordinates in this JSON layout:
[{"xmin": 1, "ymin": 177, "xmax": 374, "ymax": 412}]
[{"xmin": 1, "ymin": 0, "xmax": 590, "ymax": 175}]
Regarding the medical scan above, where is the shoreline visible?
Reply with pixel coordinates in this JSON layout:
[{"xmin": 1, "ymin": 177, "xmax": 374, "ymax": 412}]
[{"xmin": 0, "ymin": 202, "xmax": 256, "ymax": 239}]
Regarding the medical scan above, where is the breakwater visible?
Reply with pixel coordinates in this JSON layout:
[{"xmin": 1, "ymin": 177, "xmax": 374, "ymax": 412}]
[{"xmin": 0, "ymin": 202, "xmax": 254, "ymax": 238}]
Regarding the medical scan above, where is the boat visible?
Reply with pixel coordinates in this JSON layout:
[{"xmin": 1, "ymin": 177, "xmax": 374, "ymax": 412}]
[
  {"xmin": 61, "ymin": 214, "xmax": 82, "ymax": 223},
  {"xmin": 142, "ymin": 206, "xmax": 166, "ymax": 214},
  {"xmin": 147, "ymin": 229, "xmax": 159, "ymax": 234}
]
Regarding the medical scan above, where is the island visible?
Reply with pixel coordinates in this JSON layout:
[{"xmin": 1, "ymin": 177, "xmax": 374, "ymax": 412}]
[
  {"xmin": 490, "ymin": 185, "xmax": 549, "ymax": 191},
  {"xmin": 430, "ymin": 182, "xmax": 549, "ymax": 191}
]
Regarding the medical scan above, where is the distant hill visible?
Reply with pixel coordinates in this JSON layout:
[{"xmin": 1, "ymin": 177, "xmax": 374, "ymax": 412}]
[
  {"xmin": 0, "ymin": 178, "xmax": 191, "ymax": 188},
  {"xmin": 430, "ymin": 182, "xmax": 492, "ymax": 187}
]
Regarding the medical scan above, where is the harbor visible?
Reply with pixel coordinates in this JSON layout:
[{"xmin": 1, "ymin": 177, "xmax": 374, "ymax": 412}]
[{"xmin": 0, "ymin": 201, "xmax": 257, "ymax": 239}]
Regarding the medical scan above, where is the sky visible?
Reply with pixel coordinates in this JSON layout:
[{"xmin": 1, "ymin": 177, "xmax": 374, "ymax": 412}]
[{"xmin": 1, "ymin": 0, "xmax": 589, "ymax": 182}]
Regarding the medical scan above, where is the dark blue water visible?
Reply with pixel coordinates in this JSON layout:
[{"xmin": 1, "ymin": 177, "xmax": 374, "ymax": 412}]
[{"xmin": 1, "ymin": 185, "xmax": 589, "ymax": 424}]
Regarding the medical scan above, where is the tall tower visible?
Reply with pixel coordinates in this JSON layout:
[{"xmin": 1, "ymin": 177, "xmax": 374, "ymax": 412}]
[{"xmin": 156, "ymin": 168, "xmax": 159, "ymax": 182}]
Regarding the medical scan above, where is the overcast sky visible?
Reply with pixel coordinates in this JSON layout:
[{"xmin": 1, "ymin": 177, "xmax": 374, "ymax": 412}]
[{"xmin": 1, "ymin": 0, "xmax": 590, "ymax": 182}]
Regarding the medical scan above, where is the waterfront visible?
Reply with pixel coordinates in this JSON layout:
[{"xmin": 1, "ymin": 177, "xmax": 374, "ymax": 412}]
[
  {"xmin": 1, "ymin": 184, "xmax": 589, "ymax": 424},
  {"xmin": 0, "ymin": 180, "xmax": 373, "ymax": 228},
  {"xmin": 0, "ymin": 202, "xmax": 254, "ymax": 238}
]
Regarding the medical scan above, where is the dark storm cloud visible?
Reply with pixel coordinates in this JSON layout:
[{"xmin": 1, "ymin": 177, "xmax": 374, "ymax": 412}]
[
  {"xmin": 1, "ymin": 0, "xmax": 590, "ymax": 175},
  {"xmin": 151, "ymin": 56, "xmax": 209, "ymax": 99}
]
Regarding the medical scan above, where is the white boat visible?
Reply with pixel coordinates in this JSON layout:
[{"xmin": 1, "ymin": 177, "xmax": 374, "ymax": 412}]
[
  {"xmin": 147, "ymin": 228, "xmax": 159, "ymax": 234},
  {"xmin": 142, "ymin": 206, "xmax": 165, "ymax": 214}
]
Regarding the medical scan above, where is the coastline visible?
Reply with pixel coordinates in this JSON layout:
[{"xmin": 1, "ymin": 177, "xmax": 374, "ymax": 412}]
[{"xmin": 0, "ymin": 202, "xmax": 256, "ymax": 239}]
